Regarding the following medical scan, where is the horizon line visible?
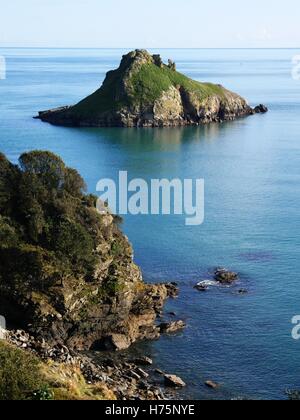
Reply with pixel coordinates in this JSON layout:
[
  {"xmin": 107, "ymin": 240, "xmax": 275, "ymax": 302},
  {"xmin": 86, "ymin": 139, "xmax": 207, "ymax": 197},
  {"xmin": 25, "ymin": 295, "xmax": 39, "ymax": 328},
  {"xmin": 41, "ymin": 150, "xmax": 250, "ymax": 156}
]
[{"xmin": 0, "ymin": 46, "xmax": 299, "ymax": 50}]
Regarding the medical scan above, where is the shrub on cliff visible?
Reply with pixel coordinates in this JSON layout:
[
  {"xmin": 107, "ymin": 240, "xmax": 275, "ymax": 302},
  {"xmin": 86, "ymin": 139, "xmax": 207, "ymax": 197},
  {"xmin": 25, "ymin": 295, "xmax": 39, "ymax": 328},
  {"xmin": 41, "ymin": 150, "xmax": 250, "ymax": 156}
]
[
  {"xmin": 0, "ymin": 151, "xmax": 156, "ymax": 351},
  {"xmin": 0, "ymin": 151, "xmax": 109, "ymax": 291}
]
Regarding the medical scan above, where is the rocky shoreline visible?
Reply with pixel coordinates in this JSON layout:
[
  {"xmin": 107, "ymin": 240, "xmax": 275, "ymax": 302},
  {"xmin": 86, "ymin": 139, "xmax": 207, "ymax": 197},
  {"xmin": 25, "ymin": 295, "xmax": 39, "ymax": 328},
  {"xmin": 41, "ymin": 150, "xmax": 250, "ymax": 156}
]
[
  {"xmin": 4, "ymin": 327, "xmax": 186, "ymax": 400},
  {"xmin": 37, "ymin": 103, "xmax": 268, "ymax": 128}
]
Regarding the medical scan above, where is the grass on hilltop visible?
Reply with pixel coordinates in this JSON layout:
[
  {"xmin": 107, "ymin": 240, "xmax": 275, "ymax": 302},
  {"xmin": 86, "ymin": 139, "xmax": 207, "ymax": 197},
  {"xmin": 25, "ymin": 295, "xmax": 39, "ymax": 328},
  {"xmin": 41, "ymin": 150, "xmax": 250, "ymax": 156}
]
[
  {"xmin": 130, "ymin": 63, "xmax": 226, "ymax": 105},
  {"xmin": 72, "ymin": 62, "xmax": 227, "ymax": 118}
]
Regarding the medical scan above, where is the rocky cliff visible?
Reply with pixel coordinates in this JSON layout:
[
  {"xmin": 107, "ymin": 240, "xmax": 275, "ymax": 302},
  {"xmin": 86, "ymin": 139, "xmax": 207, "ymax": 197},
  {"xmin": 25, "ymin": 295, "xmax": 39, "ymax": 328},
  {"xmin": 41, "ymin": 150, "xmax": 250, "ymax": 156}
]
[
  {"xmin": 0, "ymin": 151, "xmax": 177, "ymax": 351},
  {"xmin": 37, "ymin": 50, "xmax": 268, "ymax": 128}
]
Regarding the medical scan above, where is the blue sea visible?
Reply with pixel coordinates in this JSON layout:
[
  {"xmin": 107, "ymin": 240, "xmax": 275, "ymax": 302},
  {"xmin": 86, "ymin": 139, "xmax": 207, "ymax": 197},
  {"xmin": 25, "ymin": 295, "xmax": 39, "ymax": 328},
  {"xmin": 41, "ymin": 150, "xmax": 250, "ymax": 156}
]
[{"xmin": 0, "ymin": 48, "xmax": 300, "ymax": 400}]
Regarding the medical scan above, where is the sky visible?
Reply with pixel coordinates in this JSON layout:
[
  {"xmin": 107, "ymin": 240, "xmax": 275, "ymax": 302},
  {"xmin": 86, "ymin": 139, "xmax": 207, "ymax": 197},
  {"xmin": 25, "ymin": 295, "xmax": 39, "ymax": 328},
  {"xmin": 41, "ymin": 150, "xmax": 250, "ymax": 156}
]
[{"xmin": 0, "ymin": 0, "xmax": 299, "ymax": 48}]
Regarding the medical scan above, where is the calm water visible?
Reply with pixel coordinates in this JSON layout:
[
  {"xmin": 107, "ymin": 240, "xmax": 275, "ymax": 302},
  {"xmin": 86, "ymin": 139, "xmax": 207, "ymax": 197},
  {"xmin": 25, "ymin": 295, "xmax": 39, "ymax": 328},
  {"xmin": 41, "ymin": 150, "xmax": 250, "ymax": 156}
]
[{"xmin": 0, "ymin": 48, "xmax": 300, "ymax": 400}]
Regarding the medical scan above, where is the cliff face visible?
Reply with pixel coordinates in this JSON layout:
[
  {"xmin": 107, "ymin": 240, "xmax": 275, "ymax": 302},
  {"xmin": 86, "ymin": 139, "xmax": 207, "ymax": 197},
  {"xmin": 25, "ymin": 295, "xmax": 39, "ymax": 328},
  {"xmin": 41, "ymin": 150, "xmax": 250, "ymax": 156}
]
[
  {"xmin": 0, "ymin": 152, "xmax": 175, "ymax": 351},
  {"xmin": 37, "ymin": 50, "xmax": 268, "ymax": 128}
]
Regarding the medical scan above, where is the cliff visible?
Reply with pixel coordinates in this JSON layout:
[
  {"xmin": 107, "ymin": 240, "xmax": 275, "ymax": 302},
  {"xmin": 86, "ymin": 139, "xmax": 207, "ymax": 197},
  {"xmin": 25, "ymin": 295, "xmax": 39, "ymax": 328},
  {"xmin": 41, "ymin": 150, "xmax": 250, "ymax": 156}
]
[
  {"xmin": 0, "ymin": 151, "xmax": 176, "ymax": 351},
  {"xmin": 37, "ymin": 50, "xmax": 268, "ymax": 128}
]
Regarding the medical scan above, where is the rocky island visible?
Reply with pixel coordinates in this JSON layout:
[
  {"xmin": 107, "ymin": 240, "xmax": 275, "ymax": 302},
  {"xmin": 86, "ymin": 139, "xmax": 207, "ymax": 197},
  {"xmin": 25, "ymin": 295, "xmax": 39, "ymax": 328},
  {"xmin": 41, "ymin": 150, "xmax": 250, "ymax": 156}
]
[{"xmin": 36, "ymin": 49, "xmax": 268, "ymax": 128}]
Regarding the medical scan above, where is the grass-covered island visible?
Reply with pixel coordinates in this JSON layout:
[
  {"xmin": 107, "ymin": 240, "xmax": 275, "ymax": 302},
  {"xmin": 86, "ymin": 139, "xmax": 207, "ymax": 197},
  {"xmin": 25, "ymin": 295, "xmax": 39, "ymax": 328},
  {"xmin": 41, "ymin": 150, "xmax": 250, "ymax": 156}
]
[
  {"xmin": 0, "ymin": 151, "xmax": 182, "ymax": 400},
  {"xmin": 37, "ymin": 49, "xmax": 268, "ymax": 127}
]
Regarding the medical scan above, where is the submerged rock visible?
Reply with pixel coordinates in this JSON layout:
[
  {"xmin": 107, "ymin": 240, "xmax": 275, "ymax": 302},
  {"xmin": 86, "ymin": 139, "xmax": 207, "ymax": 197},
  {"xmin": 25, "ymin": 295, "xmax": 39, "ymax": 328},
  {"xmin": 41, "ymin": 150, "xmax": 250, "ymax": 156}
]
[
  {"xmin": 237, "ymin": 289, "xmax": 248, "ymax": 295},
  {"xmin": 205, "ymin": 380, "xmax": 220, "ymax": 389},
  {"xmin": 194, "ymin": 283, "xmax": 209, "ymax": 292},
  {"xmin": 36, "ymin": 50, "xmax": 268, "ymax": 128}
]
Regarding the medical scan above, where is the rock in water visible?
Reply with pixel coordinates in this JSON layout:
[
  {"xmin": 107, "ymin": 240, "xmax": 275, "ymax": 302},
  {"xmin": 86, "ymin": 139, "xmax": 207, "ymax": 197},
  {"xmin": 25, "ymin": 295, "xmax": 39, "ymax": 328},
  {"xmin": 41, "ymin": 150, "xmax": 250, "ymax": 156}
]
[
  {"xmin": 135, "ymin": 356, "xmax": 153, "ymax": 366},
  {"xmin": 159, "ymin": 320, "xmax": 186, "ymax": 334},
  {"xmin": 36, "ymin": 50, "xmax": 268, "ymax": 128},
  {"xmin": 214, "ymin": 268, "xmax": 239, "ymax": 284},
  {"xmin": 164, "ymin": 374, "xmax": 186, "ymax": 388},
  {"xmin": 194, "ymin": 283, "xmax": 209, "ymax": 292},
  {"xmin": 0, "ymin": 152, "xmax": 177, "ymax": 352},
  {"xmin": 205, "ymin": 380, "xmax": 220, "ymax": 389},
  {"xmin": 237, "ymin": 289, "xmax": 248, "ymax": 295},
  {"xmin": 254, "ymin": 104, "xmax": 268, "ymax": 114},
  {"xmin": 165, "ymin": 283, "xmax": 179, "ymax": 298}
]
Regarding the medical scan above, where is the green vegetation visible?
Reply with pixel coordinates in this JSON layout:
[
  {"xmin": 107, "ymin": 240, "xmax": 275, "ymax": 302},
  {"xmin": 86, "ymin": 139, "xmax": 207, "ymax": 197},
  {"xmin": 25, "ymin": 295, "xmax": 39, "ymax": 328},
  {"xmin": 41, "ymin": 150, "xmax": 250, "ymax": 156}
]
[
  {"xmin": 73, "ymin": 69, "xmax": 130, "ymax": 116},
  {"xmin": 39, "ymin": 50, "xmax": 253, "ymax": 127},
  {"xmin": 130, "ymin": 63, "xmax": 226, "ymax": 106},
  {"xmin": 0, "ymin": 151, "xmax": 121, "ymax": 292},
  {"xmin": 71, "ymin": 50, "xmax": 226, "ymax": 118},
  {"xmin": 0, "ymin": 341, "xmax": 46, "ymax": 400},
  {"xmin": 0, "ymin": 341, "xmax": 115, "ymax": 400},
  {"xmin": 43, "ymin": 361, "xmax": 116, "ymax": 400},
  {"xmin": 101, "ymin": 278, "xmax": 124, "ymax": 297}
]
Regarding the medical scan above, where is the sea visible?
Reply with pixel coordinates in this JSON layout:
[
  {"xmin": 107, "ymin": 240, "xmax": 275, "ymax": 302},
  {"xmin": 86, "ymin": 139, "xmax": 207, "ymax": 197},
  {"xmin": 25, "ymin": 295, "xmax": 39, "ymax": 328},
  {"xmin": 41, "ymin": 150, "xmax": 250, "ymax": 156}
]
[{"xmin": 0, "ymin": 47, "xmax": 300, "ymax": 400}]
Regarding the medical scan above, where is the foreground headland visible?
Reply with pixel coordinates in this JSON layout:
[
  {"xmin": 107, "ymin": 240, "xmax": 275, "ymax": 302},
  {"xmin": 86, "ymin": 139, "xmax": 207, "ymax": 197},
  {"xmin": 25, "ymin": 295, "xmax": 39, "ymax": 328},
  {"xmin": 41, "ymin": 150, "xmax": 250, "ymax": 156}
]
[{"xmin": 0, "ymin": 151, "xmax": 184, "ymax": 400}]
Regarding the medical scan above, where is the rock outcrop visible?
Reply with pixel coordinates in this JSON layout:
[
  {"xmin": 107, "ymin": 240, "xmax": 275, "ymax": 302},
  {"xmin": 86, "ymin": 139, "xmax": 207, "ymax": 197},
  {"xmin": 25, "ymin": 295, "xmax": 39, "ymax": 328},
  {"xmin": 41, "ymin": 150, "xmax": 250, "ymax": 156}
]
[
  {"xmin": 214, "ymin": 268, "xmax": 239, "ymax": 284},
  {"xmin": 164, "ymin": 374, "xmax": 186, "ymax": 388},
  {"xmin": 159, "ymin": 320, "xmax": 186, "ymax": 334},
  {"xmin": 0, "ymin": 151, "xmax": 177, "ymax": 352},
  {"xmin": 36, "ymin": 50, "xmax": 268, "ymax": 128}
]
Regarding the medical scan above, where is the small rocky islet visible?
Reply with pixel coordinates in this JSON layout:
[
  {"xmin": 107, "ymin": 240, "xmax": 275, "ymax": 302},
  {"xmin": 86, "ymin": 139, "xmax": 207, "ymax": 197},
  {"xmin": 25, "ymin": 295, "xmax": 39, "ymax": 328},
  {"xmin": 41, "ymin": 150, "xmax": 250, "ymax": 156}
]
[
  {"xmin": 36, "ymin": 49, "xmax": 268, "ymax": 128},
  {"xmin": 195, "ymin": 268, "xmax": 240, "ymax": 292}
]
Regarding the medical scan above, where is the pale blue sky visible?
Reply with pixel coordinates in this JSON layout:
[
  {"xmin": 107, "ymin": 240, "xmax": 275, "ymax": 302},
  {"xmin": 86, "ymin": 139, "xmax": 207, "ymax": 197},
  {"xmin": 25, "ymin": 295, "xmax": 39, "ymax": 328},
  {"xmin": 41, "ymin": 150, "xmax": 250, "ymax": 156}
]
[{"xmin": 0, "ymin": 0, "xmax": 299, "ymax": 48}]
